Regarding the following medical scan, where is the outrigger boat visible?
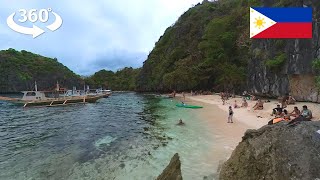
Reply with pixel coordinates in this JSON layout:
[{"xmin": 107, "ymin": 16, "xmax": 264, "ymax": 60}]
[{"xmin": 0, "ymin": 82, "xmax": 106, "ymax": 107}]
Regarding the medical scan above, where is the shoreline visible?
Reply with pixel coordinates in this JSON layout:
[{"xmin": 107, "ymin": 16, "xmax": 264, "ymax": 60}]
[
  {"xmin": 174, "ymin": 94, "xmax": 320, "ymax": 176},
  {"xmin": 174, "ymin": 95, "xmax": 253, "ymax": 176}
]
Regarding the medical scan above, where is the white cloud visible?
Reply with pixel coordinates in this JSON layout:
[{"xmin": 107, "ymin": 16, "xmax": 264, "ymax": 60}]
[{"xmin": 0, "ymin": 0, "xmax": 203, "ymax": 75}]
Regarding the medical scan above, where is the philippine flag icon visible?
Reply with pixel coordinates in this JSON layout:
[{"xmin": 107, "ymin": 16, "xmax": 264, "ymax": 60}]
[{"xmin": 250, "ymin": 7, "xmax": 312, "ymax": 39}]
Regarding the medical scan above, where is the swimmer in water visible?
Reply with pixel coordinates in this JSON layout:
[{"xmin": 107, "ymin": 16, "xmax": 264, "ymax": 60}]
[{"xmin": 177, "ymin": 119, "xmax": 185, "ymax": 125}]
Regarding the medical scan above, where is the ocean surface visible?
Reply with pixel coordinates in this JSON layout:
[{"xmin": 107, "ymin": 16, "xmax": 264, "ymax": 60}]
[{"xmin": 0, "ymin": 93, "xmax": 218, "ymax": 180}]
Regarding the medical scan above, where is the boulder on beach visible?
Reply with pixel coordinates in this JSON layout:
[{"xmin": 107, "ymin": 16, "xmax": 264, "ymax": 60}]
[
  {"xmin": 157, "ymin": 153, "xmax": 183, "ymax": 180},
  {"xmin": 219, "ymin": 121, "xmax": 320, "ymax": 180}
]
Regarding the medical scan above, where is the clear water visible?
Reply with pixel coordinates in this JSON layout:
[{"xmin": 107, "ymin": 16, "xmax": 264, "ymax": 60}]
[{"xmin": 0, "ymin": 93, "xmax": 217, "ymax": 180}]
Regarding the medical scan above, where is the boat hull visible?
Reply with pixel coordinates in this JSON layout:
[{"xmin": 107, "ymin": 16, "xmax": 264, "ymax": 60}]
[{"xmin": 9, "ymin": 95, "xmax": 104, "ymax": 107}]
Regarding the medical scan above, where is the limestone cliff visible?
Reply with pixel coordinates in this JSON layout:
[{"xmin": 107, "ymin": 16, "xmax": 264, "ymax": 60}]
[
  {"xmin": 248, "ymin": 0, "xmax": 320, "ymax": 102},
  {"xmin": 219, "ymin": 122, "xmax": 320, "ymax": 180}
]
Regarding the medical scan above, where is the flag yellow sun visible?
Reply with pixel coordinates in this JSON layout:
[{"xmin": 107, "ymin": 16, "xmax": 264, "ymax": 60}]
[{"xmin": 254, "ymin": 17, "xmax": 265, "ymax": 29}]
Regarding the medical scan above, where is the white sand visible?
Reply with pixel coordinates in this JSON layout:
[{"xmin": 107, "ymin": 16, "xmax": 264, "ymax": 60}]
[
  {"xmin": 181, "ymin": 94, "xmax": 319, "ymax": 129},
  {"xmin": 174, "ymin": 94, "xmax": 320, "ymax": 174}
]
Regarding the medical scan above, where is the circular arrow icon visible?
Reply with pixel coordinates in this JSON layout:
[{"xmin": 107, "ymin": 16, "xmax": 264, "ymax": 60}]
[
  {"xmin": 6, "ymin": 9, "xmax": 63, "ymax": 38},
  {"xmin": 46, "ymin": 12, "xmax": 63, "ymax": 32},
  {"xmin": 7, "ymin": 12, "xmax": 45, "ymax": 38}
]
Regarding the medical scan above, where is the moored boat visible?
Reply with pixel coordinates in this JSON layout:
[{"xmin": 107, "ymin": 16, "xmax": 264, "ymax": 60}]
[{"xmin": 0, "ymin": 82, "xmax": 105, "ymax": 107}]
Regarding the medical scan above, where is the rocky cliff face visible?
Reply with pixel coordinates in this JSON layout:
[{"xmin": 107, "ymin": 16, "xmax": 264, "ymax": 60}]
[
  {"xmin": 248, "ymin": 0, "xmax": 320, "ymax": 102},
  {"xmin": 157, "ymin": 153, "xmax": 183, "ymax": 180},
  {"xmin": 219, "ymin": 121, "xmax": 320, "ymax": 180}
]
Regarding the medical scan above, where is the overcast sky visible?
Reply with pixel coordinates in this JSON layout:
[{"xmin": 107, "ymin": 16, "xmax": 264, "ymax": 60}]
[{"xmin": 0, "ymin": 0, "xmax": 203, "ymax": 75}]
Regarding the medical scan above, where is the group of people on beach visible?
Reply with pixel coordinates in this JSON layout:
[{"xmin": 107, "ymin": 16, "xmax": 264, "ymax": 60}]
[
  {"xmin": 269, "ymin": 104, "xmax": 312, "ymax": 125},
  {"xmin": 221, "ymin": 91, "xmax": 313, "ymax": 124}
]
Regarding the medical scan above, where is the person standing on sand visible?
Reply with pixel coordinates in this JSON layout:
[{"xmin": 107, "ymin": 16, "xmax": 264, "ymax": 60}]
[
  {"xmin": 281, "ymin": 94, "xmax": 289, "ymax": 108},
  {"xmin": 228, "ymin": 106, "xmax": 234, "ymax": 123}
]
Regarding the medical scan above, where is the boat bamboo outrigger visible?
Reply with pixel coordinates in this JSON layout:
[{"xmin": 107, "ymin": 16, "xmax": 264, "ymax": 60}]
[{"xmin": 0, "ymin": 82, "xmax": 109, "ymax": 107}]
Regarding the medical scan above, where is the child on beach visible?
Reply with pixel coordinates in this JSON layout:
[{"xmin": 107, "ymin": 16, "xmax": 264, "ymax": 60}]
[{"xmin": 228, "ymin": 106, "xmax": 234, "ymax": 123}]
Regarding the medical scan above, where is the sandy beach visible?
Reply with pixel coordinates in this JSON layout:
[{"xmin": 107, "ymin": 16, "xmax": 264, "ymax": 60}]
[
  {"xmin": 175, "ymin": 94, "xmax": 320, "ymax": 174},
  {"xmin": 183, "ymin": 94, "xmax": 319, "ymax": 128}
]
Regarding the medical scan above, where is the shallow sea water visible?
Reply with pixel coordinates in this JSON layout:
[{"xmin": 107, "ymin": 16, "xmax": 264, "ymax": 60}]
[{"xmin": 0, "ymin": 93, "xmax": 220, "ymax": 180}]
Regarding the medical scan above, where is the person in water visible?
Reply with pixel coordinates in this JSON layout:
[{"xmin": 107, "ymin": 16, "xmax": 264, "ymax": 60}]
[
  {"xmin": 300, "ymin": 105, "xmax": 312, "ymax": 120},
  {"xmin": 228, "ymin": 106, "xmax": 234, "ymax": 123},
  {"xmin": 177, "ymin": 119, "xmax": 185, "ymax": 125}
]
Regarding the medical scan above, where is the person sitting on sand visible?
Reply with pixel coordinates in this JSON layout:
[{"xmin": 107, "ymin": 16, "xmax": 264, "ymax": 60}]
[
  {"xmin": 290, "ymin": 106, "xmax": 301, "ymax": 118},
  {"xmin": 233, "ymin": 100, "xmax": 240, "ymax": 108},
  {"xmin": 271, "ymin": 104, "xmax": 283, "ymax": 116},
  {"xmin": 253, "ymin": 99, "xmax": 264, "ymax": 110},
  {"xmin": 287, "ymin": 95, "xmax": 296, "ymax": 105},
  {"xmin": 281, "ymin": 109, "xmax": 291, "ymax": 121},
  {"xmin": 300, "ymin": 105, "xmax": 312, "ymax": 121},
  {"xmin": 241, "ymin": 99, "xmax": 248, "ymax": 108},
  {"xmin": 177, "ymin": 119, "xmax": 185, "ymax": 125}
]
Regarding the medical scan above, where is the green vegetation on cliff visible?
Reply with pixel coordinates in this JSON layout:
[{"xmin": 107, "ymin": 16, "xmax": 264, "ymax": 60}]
[
  {"xmin": 136, "ymin": 0, "xmax": 261, "ymax": 92},
  {"xmin": 0, "ymin": 48, "xmax": 140, "ymax": 92},
  {"xmin": 85, "ymin": 67, "xmax": 140, "ymax": 91},
  {"xmin": 0, "ymin": 48, "xmax": 82, "ymax": 92}
]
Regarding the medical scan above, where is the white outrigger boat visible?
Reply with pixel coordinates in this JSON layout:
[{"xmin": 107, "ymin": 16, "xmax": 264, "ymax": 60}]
[{"xmin": 0, "ymin": 82, "xmax": 108, "ymax": 107}]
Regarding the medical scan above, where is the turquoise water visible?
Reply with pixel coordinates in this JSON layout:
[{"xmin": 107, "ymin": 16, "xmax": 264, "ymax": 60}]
[{"xmin": 0, "ymin": 93, "xmax": 217, "ymax": 180}]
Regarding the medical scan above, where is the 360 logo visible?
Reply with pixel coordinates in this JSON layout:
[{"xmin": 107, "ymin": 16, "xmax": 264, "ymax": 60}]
[{"xmin": 6, "ymin": 8, "xmax": 63, "ymax": 38}]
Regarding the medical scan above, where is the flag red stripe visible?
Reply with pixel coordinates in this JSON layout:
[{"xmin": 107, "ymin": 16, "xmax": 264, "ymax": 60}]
[{"xmin": 252, "ymin": 23, "xmax": 312, "ymax": 39}]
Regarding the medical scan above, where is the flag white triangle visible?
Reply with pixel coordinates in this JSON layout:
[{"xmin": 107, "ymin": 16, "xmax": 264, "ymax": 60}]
[{"xmin": 250, "ymin": 7, "xmax": 276, "ymax": 38}]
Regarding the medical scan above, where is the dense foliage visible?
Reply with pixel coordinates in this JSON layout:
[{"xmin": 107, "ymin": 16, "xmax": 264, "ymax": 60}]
[
  {"xmin": 0, "ymin": 48, "xmax": 82, "ymax": 92},
  {"xmin": 85, "ymin": 67, "xmax": 140, "ymax": 91},
  {"xmin": 136, "ymin": 0, "xmax": 262, "ymax": 92},
  {"xmin": 0, "ymin": 48, "xmax": 141, "ymax": 92}
]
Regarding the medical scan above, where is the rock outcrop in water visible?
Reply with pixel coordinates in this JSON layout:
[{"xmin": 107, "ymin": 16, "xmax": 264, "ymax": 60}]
[
  {"xmin": 219, "ymin": 121, "xmax": 320, "ymax": 180},
  {"xmin": 157, "ymin": 153, "xmax": 183, "ymax": 180}
]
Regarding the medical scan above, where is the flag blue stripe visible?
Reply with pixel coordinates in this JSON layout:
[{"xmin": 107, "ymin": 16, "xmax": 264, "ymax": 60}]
[{"xmin": 252, "ymin": 7, "xmax": 312, "ymax": 22}]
